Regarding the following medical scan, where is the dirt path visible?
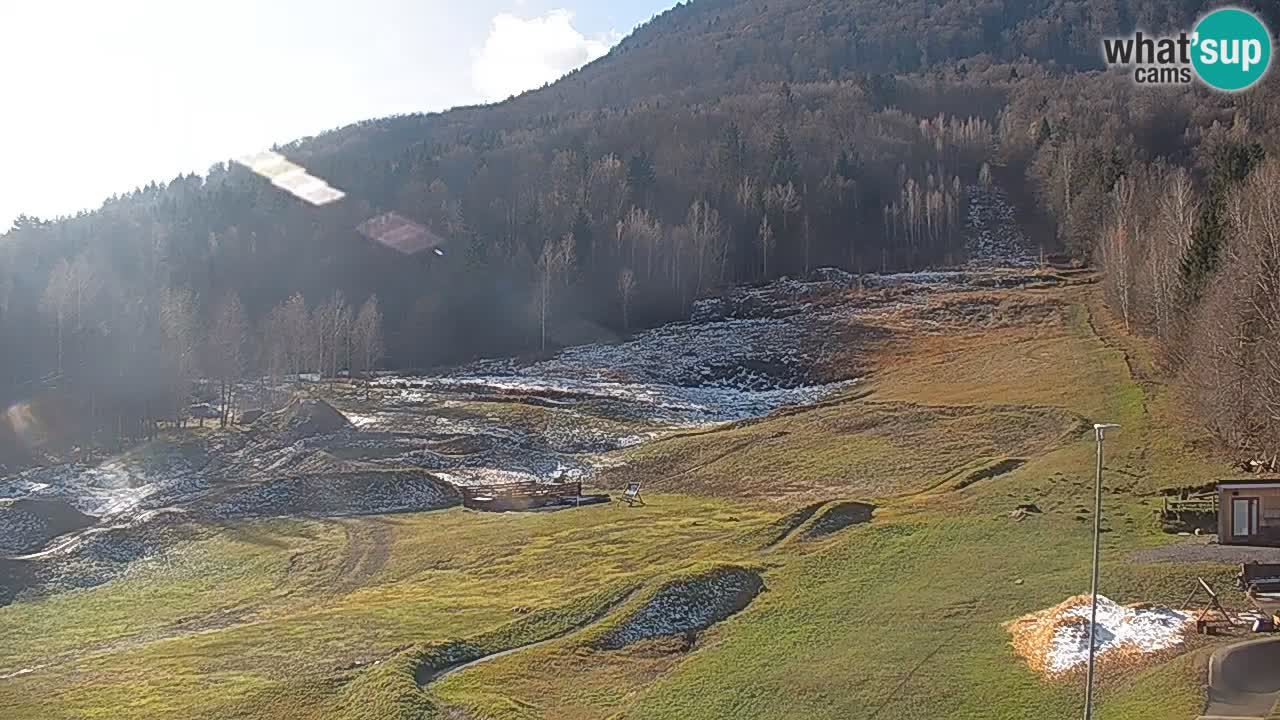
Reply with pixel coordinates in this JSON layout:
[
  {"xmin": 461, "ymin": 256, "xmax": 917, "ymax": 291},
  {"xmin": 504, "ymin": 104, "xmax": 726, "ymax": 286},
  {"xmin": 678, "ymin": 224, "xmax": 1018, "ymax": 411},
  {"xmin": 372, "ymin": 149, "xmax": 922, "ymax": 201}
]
[
  {"xmin": 329, "ymin": 519, "xmax": 392, "ymax": 596},
  {"xmin": 418, "ymin": 589, "xmax": 639, "ymax": 687}
]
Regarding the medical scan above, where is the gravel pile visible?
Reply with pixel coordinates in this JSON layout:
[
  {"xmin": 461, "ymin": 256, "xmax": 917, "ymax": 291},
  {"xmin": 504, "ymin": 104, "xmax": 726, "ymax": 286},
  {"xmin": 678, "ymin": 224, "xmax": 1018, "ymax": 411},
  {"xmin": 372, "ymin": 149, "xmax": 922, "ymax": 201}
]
[
  {"xmin": 966, "ymin": 185, "xmax": 1037, "ymax": 267},
  {"xmin": 0, "ymin": 498, "xmax": 94, "ymax": 555},
  {"xmin": 203, "ymin": 471, "xmax": 459, "ymax": 518}
]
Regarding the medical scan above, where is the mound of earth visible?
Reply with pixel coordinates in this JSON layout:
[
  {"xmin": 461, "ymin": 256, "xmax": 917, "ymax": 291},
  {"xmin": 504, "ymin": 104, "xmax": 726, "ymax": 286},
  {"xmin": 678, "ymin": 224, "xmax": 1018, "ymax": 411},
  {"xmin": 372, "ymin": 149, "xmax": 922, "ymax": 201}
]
[
  {"xmin": 0, "ymin": 558, "xmax": 35, "ymax": 606},
  {"xmin": 428, "ymin": 434, "xmax": 500, "ymax": 456},
  {"xmin": 0, "ymin": 498, "xmax": 95, "ymax": 556},
  {"xmin": 886, "ymin": 292, "xmax": 1067, "ymax": 332},
  {"xmin": 6, "ymin": 510, "xmax": 200, "ymax": 602},
  {"xmin": 1006, "ymin": 594, "xmax": 1190, "ymax": 678},
  {"xmin": 203, "ymin": 470, "xmax": 459, "ymax": 518},
  {"xmin": 261, "ymin": 449, "xmax": 365, "ymax": 476},
  {"xmin": 96, "ymin": 437, "xmax": 212, "ymax": 487},
  {"xmin": 949, "ymin": 458, "xmax": 1027, "ymax": 491},
  {"xmin": 259, "ymin": 398, "xmax": 354, "ymax": 438},
  {"xmin": 594, "ymin": 566, "xmax": 763, "ymax": 650},
  {"xmin": 761, "ymin": 501, "xmax": 827, "ymax": 547},
  {"xmin": 801, "ymin": 501, "xmax": 874, "ymax": 539}
]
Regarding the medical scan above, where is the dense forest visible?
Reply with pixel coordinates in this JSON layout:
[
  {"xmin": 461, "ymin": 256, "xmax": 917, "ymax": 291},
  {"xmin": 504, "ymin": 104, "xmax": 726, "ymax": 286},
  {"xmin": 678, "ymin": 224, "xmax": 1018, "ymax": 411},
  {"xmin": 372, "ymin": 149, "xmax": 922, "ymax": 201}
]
[{"xmin": 2, "ymin": 0, "xmax": 1280, "ymax": 459}]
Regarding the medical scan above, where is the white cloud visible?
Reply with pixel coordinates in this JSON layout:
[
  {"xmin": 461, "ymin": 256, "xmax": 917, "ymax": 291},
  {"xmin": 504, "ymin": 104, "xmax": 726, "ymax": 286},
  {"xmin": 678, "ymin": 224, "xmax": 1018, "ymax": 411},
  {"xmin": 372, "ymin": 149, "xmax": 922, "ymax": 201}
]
[{"xmin": 472, "ymin": 10, "xmax": 618, "ymax": 102}]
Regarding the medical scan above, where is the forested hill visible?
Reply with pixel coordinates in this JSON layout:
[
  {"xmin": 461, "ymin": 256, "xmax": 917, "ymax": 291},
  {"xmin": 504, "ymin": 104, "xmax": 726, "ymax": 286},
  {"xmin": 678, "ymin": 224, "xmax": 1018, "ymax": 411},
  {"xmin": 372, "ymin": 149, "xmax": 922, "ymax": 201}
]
[{"xmin": 2, "ymin": 0, "xmax": 1279, "ymax": 454}]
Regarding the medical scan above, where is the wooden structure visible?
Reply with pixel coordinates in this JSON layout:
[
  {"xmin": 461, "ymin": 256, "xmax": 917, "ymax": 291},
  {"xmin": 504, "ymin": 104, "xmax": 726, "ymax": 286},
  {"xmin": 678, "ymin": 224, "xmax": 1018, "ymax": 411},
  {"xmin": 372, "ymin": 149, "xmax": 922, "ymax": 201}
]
[
  {"xmin": 1239, "ymin": 563, "xmax": 1280, "ymax": 598},
  {"xmin": 1217, "ymin": 478, "xmax": 1280, "ymax": 546},
  {"xmin": 1160, "ymin": 487, "xmax": 1218, "ymax": 534},
  {"xmin": 460, "ymin": 480, "xmax": 605, "ymax": 512},
  {"xmin": 1182, "ymin": 577, "xmax": 1235, "ymax": 635}
]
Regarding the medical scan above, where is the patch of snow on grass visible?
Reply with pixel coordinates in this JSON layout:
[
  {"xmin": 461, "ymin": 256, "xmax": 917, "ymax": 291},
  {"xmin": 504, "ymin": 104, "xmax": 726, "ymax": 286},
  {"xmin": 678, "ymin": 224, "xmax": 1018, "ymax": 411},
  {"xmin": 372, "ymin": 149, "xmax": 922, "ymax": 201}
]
[
  {"xmin": 341, "ymin": 412, "xmax": 382, "ymax": 429},
  {"xmin": 1008, "ymin": 594, "xmax": 1191, "ymax": 676},
  {"xmin": 598, "ymin": 568, "xmax": 763, "ymax": 649}
]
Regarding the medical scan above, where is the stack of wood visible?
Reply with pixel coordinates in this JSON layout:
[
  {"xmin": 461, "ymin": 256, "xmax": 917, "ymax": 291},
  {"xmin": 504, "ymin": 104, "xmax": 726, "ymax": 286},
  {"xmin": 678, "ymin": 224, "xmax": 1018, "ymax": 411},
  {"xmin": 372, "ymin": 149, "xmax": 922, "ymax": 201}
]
[
  {"xmin": 460, "ymin": 480, "xmax": 584, "ymax": 512},
  {"xmin": 1237, "ymin": 456, "xmax": 1279, "ymax": 474}
]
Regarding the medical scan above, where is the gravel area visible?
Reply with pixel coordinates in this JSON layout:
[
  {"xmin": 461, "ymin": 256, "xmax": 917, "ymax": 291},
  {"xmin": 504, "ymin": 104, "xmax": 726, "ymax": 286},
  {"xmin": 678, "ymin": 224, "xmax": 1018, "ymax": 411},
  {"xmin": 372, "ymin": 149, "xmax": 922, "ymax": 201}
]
[{"xmin": 1130, "ymin": 536, "xmax": 1280, "ymax": 564}]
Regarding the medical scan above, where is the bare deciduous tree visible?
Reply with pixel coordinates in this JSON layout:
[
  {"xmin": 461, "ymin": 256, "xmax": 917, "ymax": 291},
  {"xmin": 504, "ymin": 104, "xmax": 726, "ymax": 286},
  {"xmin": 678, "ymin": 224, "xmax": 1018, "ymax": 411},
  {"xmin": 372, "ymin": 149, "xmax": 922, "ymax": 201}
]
[
  {"xmin": 618, "ymin": 267, "xmax": 636, "ymax": 331},
  {"xmin": 1099, "ymin": 175, "xmax": 1137, "ymax": 332},
  {"xmin": 687, "ymin": 199, "xmax": 724, "ymax": 297},
  {"xmin": 207, "ymin": 292, "xmax": 249, "ymax": 426},
  {"xmin": 757, "ymin": 216, "xmax": 775, "ymax": 278},
  {"xmin": 1147, "ymin": 164, "xmax": 1198, "ymax": 346},
  {"xmin": 537, "ymin": 233, "xmax": 574, "ymax": 351},
  {"xmin": 158, "ymin": 288, "xmax": 197, "ymax": 425},
  {"xmin": 41, "ymin": 258, "xmax": 74, "ymax": 375},
  {"xmin": 314, "ymin": 291, "xmax": 352, "ymax": 378},
  {"xmin": 352, "ymin": 295, "xmax": 386, "ymax": 379}
]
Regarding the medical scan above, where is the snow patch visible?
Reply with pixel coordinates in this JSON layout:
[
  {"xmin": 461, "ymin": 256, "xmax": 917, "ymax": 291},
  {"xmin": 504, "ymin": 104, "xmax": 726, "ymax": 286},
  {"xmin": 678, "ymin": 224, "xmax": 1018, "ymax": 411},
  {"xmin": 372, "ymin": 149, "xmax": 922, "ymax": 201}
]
[
  {"xmin": 1008, "ymin": 594, "xmax": 1191, "ymax": 677},
  {"xmin": 596, "ymin": 567, "xmax": 764, "ymax": 649}
]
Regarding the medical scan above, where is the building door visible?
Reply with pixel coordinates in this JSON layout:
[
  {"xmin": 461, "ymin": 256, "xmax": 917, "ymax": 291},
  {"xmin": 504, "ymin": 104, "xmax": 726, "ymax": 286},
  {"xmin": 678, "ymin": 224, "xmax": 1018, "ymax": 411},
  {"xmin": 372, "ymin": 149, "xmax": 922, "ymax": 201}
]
[{"xmin": 1232, "ymin": 497, "xmax": 1260, "ymax": 538}]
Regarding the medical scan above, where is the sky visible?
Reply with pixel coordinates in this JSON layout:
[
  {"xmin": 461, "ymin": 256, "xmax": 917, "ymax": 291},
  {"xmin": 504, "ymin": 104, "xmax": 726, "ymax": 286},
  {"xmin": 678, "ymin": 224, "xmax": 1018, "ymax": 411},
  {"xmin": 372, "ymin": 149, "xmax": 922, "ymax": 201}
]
[{"xmin": 0, "ymin": 0, "xmax": 676, "ymax": 229}]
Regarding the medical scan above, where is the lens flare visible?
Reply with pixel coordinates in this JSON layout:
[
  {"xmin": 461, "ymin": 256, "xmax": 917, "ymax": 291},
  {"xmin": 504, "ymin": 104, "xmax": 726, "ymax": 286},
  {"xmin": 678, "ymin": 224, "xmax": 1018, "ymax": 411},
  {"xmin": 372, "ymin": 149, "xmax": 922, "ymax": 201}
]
[
  {"xmin": 357, "ymin": 212, "xmax": 446, "ymax": 255},
  {"xmin": 235, "ymin": 151, "xmax": 345, "ymax": 206},
  {"xmin": 6, "ymin": 401, "xmax": 46, "ymax": 448}
]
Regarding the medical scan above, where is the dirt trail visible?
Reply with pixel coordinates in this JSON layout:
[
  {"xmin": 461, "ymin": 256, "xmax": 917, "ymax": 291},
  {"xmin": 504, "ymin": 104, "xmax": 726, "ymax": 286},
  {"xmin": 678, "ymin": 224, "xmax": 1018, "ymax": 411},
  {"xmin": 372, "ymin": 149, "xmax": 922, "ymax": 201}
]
[
  {"xmin": 330, "ymin": 519, "xmax": 392, "ymax": 595},
  {"xmin": 417, "ymin": 589, "xmax": 638, "ymax": 687}
]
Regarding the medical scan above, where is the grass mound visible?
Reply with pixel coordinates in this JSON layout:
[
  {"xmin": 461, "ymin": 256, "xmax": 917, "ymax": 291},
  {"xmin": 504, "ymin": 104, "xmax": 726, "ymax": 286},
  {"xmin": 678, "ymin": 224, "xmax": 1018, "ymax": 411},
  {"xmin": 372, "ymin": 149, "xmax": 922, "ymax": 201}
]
[
  {"xmin": 760, "ymin": 501, "xmax": 826, "ymax": 548},
  {"xmin": 929, "ymin": 457, "xmax": 1029, "ymax": 494},
  {"xmin": 413, "ymin": 586, "xmax": 635, "ymax": 686},
  {"xmin": 281, "ymin": 450, "xmax": 368, "ymax": 475},
  {"xmin": 591, "ymin": 565, "xmax": 764, "ymax": 650},
  {"xmin": 326, "ymin": 651, "xmax": 433, "ymax": 720},
  {"xmin": 760, "ymin": 500, "xmax": 874, "ymax": 547},
  {"xmin": 0, "ymin": 498, "xmax": 94, "ymax": 556},
  {"xmin": 800, "ymin": 501, "xmax": 875, "ymax": 540}
]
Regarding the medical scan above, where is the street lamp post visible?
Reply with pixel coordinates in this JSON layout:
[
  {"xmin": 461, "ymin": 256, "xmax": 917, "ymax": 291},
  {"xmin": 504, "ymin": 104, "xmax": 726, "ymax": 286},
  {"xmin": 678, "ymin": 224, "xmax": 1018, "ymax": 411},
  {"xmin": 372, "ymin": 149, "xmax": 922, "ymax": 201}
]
[{"xmin": 1084, "ymin": 423, "xmax": 1120, "ymax": 720}]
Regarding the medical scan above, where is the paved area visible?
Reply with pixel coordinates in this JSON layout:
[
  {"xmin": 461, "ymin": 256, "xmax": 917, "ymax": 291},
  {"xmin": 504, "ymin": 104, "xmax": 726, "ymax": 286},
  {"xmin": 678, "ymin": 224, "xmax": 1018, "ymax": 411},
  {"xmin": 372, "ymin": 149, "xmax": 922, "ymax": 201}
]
[
  {"xmin": 1199, "ymin": 637, "xmax": 1280, "ymax": 720},
  {"xmin": 1131, "ymin": 537, "xmax": 1280, "ymax": 565}
]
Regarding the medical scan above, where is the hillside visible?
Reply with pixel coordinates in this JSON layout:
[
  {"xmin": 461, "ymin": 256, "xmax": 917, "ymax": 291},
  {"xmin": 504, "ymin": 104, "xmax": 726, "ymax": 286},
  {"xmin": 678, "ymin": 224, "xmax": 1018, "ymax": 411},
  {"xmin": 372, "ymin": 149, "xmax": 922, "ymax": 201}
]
[
  {"xmin": 0, "ymin": 268, "xmax": 1252, "ymax": 720},
  {"xmin": 5, "ymin": 0, "xmax": 1280, "ymax": 458},
  {"xmin": 5, "ymin": 4, "xmax": 1280, "ymax": 714}
]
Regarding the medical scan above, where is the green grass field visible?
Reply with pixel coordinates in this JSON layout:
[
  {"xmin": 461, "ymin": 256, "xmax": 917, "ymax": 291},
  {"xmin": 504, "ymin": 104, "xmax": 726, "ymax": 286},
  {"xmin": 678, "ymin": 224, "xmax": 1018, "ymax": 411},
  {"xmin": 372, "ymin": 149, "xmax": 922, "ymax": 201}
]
[{"xmin": 0, "ymin": 282, "xmax": 1249, "ymax": 719}]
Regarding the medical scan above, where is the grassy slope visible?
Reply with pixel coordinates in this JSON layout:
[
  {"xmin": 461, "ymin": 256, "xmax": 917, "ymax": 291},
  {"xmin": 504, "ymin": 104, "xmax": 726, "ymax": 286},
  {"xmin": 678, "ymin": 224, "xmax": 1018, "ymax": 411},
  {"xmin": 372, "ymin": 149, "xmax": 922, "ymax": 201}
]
[
  {"xmin": 0, "ymin": 500, "xmax": 775, "ymax": 719},
  {"xmin": 0, "ymin": 282, "xmax": 1246, "ymax": 719},
  {"xmin": 430, "ymin": 284, "xmax": 1236, "ymax": 720}
]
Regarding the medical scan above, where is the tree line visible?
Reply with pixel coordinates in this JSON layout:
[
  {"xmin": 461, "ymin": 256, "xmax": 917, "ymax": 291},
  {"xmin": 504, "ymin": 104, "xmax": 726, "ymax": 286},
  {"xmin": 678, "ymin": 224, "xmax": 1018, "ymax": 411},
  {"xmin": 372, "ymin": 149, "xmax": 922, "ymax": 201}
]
[{"xmin": 1009, "ymin": 67, "xmax": 1280, "ymax": 452}]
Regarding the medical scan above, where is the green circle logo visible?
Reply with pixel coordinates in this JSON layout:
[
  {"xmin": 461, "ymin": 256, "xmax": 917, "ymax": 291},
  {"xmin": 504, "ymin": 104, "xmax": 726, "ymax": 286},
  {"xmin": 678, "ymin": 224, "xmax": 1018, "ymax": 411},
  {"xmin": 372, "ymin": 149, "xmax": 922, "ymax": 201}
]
[{"xmin": 1192, "ymin": 8, "xmax": 1272, "ymax": 92}]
